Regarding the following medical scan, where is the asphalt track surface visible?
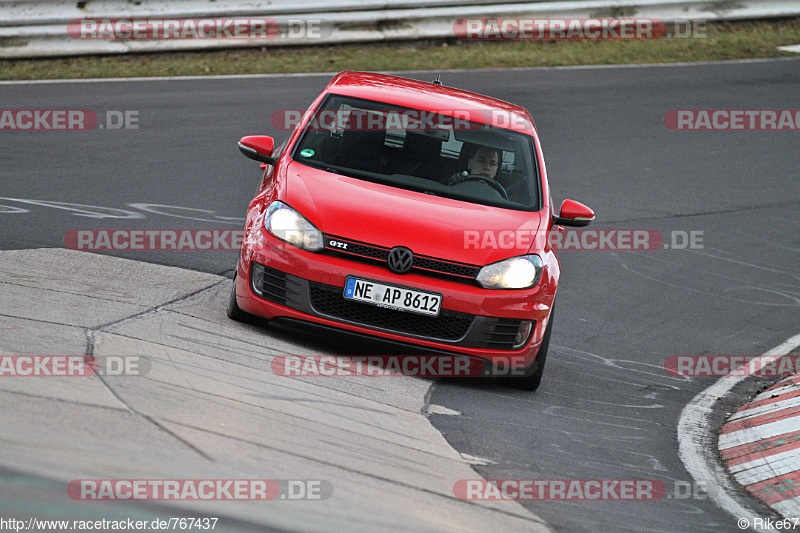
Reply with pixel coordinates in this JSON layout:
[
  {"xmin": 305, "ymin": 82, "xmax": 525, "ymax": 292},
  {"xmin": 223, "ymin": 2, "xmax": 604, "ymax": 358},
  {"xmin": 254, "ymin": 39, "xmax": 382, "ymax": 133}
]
[{"xmin": 2, "ymin": 58, "xmax": 800, "ymax": 531}]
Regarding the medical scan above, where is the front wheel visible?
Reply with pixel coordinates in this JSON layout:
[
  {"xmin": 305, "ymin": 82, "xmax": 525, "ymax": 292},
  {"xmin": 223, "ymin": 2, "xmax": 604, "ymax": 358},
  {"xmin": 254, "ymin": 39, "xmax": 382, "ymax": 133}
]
[
  {"xmin": 508, "ymin": 309, "xmax": 554, "ymax": 391},
  {"xmin": 227, "ymin": 272, "xmax": 253, "ymax": 322}
]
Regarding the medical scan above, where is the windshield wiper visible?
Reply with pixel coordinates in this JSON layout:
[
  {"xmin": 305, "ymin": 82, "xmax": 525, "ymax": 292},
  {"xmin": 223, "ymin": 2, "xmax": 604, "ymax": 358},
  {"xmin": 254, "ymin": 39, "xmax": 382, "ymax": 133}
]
[{"xmin": 300, "ymin": 159, "xmax": 339, "ymax": 174}]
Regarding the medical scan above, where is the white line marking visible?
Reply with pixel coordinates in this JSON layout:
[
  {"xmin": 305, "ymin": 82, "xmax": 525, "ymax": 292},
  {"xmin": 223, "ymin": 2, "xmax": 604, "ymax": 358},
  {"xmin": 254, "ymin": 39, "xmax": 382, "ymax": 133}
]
[
  {"xmin": 0, "ymin": 71, "xmax": 339, "ymax": 85},
  {"xmin": 677, "ymin": 332, "xmax": 800, "ymax": 530},
  {"xmin": 730, "ymin": 396, "xmax": 800, "ymax": 421},
  {"xmin": 729, "ymin": 448, "xmax": 800, "ymax": 485},
  {"xmin": 768, "ymin": 336, "xmax": 800, "ymax": 359},
  {"xmin": 1, "ymin": 57, "xmax": 798, "ymax": 85},
  {"xmin": 753, "ymin": 381, "xmax": 800, "ymax": 402},
  {"xmin": 719, "ymin": 416, "xmax": 800, "ymax": 449},
  {"xmin": 771, "ymin": 495, "xmax": 800, "ymax": 517}
]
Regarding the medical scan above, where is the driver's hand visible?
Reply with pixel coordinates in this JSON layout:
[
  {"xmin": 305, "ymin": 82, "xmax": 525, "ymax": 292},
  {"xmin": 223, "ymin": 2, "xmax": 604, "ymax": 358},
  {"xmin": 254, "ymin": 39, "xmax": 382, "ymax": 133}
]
[{"xmin": 446, "ymin": 171, "xmax": 468, "ymax": 186}]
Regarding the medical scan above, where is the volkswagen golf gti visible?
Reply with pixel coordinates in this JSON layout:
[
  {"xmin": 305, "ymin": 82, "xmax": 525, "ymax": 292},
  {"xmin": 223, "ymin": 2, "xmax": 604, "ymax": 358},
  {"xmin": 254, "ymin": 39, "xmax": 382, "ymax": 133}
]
[{"xmin": 228, "ymin": 70, "xmax": 594, "ymax": 390}]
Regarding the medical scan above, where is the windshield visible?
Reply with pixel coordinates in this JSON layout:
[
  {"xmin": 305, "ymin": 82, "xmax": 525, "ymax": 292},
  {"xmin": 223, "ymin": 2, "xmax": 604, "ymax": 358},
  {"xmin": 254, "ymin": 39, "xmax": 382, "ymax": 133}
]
[{"xmin": 291, "ymin": 95, "xmax": 541, "ymax": 210}]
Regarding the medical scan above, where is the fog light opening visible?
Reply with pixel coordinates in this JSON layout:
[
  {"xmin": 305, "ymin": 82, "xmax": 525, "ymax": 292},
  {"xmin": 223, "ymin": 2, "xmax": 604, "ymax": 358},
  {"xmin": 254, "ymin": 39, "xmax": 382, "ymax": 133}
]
[
  {"xmin": 514, "ymin": 320, "xmax": 534, "ymax": 348},
  {"xmin": 250, "ymin": 262, "xmax": 265, "ymax": 297}
]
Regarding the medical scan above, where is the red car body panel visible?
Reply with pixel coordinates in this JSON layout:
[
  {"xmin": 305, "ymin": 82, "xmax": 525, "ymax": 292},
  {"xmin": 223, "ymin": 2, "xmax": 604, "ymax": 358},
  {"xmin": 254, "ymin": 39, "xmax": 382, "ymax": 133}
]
[
  {"xmin": 284, "ymin": 160, "xmax": 542, "ymax": 265},
  {"xmin": 235, "ymin": 71, "xmax": 570, "ymax": 369}
]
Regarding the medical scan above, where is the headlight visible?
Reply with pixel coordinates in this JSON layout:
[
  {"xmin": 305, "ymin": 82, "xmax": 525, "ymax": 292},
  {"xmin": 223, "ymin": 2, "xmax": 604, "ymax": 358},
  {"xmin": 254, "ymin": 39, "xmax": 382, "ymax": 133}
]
[
  {"xmin": 264, "ymin": 201, "xmax": 323, "ymax": 252},
  {"xmin": 476, "ymin": 255, "xmax": 544, "ymax": 289}
]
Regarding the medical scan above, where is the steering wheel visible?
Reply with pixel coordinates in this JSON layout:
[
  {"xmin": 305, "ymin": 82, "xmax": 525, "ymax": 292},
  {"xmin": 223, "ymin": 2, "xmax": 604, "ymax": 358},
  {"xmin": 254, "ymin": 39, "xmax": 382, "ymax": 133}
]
[{"xmin": 460, "ymin": 174, "xmax": 509, "ymax": 200}]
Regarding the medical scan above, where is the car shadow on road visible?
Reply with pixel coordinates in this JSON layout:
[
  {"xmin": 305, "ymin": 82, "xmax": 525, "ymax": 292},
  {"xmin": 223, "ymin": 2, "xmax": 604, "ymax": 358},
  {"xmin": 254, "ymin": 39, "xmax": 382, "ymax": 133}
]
[{"xmin": 263, "ymin": 318, "xmax": 528, "ymax": 391}]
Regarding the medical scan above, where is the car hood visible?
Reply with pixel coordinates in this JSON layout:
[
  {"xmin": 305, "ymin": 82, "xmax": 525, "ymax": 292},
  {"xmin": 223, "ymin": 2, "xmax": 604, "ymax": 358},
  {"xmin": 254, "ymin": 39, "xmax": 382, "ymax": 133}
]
[{"xmin": 283, "ymin": 161, "xmax": 542, "ymax": 266}]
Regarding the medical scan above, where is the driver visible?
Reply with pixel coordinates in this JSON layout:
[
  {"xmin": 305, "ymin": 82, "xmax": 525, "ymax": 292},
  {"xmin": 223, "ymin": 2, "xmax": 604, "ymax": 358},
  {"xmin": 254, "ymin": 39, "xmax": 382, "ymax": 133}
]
[{"xmin": 443, "ymin": 145, "xmax": 500, "ymax": 185}]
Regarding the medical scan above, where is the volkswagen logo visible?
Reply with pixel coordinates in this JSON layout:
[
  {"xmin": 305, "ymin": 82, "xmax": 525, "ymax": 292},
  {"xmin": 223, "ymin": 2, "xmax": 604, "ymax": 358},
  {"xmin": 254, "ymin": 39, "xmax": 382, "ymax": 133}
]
[{"xmin": 387, "ymin": 246, "xmax": 414, "ymax": 274}]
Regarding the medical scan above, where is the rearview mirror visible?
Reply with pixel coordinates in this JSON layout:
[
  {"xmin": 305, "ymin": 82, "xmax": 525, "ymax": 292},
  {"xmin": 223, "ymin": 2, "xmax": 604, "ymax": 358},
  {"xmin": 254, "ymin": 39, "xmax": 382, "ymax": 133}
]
[
  {"xmin": 238, "ymin": 135, "xmax": 277, "ymax": 165},
  {"xmin": 553, "ymin": 199, "xmax": 595, "ymax": 227}
]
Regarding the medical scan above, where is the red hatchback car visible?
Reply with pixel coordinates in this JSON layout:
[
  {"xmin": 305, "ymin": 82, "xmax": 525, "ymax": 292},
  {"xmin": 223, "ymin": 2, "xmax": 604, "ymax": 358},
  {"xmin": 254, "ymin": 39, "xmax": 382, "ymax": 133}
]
[{"xmin": 228, "ymin": 71, "xmax": 593, "ymax": 390}]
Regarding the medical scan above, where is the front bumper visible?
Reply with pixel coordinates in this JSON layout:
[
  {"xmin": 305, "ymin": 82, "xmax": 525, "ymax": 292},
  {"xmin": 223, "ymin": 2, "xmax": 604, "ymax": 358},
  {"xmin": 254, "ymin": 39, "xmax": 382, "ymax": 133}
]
[{"xmin": 236, "ymin": 234, "xmax": 553, "ymax": 368}]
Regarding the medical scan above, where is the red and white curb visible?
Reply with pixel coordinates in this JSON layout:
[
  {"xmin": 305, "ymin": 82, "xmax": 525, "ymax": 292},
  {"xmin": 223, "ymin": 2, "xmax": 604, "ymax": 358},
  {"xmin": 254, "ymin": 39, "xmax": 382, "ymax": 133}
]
[
  {"xmin": 678, "ymin": 334, "xmax": 800, "ymax": 531},
  {"xmin": 720, "ymin": 374, "xmax": 800, "ymax": 517}
]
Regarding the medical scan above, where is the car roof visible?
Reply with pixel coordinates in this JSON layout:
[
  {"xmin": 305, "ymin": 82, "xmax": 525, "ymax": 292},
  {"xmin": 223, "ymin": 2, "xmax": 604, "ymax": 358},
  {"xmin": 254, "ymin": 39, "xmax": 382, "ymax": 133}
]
[{"xmin": 324, "ymin": 71, "xmax": 536, "ymax": 135}]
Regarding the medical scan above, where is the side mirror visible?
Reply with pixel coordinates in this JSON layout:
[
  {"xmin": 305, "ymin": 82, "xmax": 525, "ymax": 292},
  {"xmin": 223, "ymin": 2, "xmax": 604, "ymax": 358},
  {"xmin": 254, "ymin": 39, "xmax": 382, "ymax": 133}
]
[
  {"xmin": 553, "ymin": 199, "xmax": 595, "ymax": 227},
  {"xmin": 238, "ymin": 135, "xmax": 277, "ymax": 165}
]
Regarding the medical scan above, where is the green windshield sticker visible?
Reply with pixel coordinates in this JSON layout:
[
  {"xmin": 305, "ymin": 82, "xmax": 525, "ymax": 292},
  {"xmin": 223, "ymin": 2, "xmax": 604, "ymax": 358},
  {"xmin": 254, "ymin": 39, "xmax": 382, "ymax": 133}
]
[{"xmin": 300, "ymin": 149, "xmax": 315, "ymax": 158}]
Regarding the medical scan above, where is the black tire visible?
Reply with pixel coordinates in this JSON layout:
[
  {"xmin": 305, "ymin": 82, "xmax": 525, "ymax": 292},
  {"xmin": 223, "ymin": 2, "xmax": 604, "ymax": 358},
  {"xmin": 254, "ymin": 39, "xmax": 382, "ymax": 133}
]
[
  {"xmin": 508, "ymin": 308, "xmax": 554, "ymax": 391},
  {"xmin": 227, "ymin": 273, "xmax": 253, "ymax": 322}
]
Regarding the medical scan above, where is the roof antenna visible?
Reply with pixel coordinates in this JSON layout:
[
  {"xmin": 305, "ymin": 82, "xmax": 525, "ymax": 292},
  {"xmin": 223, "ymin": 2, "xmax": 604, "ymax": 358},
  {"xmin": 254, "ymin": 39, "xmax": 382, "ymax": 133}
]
[{"xmin": 432, "ymin": 74, "xmax": 443, "ymax": 86}]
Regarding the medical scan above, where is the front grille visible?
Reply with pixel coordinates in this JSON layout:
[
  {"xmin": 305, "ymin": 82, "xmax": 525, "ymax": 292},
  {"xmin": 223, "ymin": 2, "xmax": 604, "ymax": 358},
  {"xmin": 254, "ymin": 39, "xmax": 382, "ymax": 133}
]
[
  {"xmin": 472, "ymin": 317, "xmax": 530, "ymax": 350},
  {"xmin": 337, "ymin": 241, "xmax": 388, "ymax": 261},
  {"xmin": 413, "ymin": 256, "xmax": 480, "ymax": 278},
  {"xmin": 323, "ymin": 234, "xmax": 480, "ymax": 283},
  {"xmin": 309, "ymin": 282, "xmax": 474, "ymax": 341}
]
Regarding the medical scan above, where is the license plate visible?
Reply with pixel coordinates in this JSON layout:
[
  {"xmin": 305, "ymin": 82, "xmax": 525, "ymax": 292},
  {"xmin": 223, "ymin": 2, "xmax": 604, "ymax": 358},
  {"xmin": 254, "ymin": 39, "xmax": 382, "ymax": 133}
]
[{"xmin": 343, "ymin": 277, "xmax": 442, "ymax": 317}]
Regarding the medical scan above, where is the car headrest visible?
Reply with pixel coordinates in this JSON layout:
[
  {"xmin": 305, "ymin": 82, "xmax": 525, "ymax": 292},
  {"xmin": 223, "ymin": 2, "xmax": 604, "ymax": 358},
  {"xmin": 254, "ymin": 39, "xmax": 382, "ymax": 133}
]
[
  {"xmin": 340, "ymin": 111, "xmax": 386, "ymax": 160},
  {"xmin": 405, "ymin": 132, "xmax": 442, "ymax": 159}
]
